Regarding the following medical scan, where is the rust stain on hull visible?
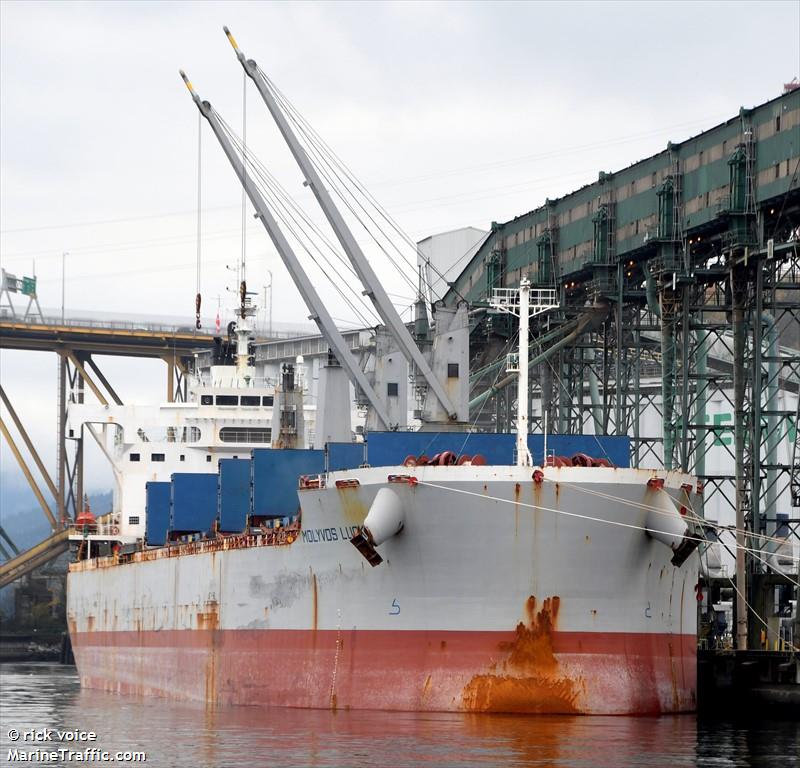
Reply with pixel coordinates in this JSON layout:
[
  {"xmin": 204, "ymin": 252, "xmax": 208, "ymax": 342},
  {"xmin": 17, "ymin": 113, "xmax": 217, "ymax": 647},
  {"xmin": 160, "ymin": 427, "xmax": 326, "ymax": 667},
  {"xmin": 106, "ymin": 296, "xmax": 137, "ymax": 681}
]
[
  {"xmin": 336, "ymin": 487, "xmax": 368, "ymax": 525},
  {"xmin": 420, "ymin": 673, "xmax": 433, "ymax": 704},
  {"xmin": 462, "ymin": 596, "xmax": 582, "ymax": 714},
  {"xmin": 196, "ymin": 599, "xmax": 219, "ymax": 705},
  {"xmin": 311, "ymin": 572, "xmax": 318, "ymax": 631},
  {"xmin": 196, "ymin": 599, "xmax": 219, "ymax": 631}
]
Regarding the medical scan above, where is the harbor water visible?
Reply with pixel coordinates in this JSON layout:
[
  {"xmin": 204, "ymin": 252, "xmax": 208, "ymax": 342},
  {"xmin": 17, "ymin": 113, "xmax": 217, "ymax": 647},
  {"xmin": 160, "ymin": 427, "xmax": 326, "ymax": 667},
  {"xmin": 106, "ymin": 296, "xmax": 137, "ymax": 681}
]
[{"xmin": 0, "ymin": 663, "xmax": 797, "ymax": 767}]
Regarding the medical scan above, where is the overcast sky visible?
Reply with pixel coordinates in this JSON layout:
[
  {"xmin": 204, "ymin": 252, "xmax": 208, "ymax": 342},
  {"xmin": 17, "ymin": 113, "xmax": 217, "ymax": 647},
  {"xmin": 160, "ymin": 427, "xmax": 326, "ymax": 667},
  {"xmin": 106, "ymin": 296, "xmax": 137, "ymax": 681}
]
[{"xmin": 1, "ymin": 0, "xmax": 798, "ymax": 506}]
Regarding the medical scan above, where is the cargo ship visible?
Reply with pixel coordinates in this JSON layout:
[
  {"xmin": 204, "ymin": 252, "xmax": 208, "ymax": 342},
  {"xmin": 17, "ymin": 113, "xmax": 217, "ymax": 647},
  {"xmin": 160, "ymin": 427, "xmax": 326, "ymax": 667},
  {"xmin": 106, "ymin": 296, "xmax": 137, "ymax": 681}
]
[
  {"xmin": 66, "ymin": 281, "xmax": 702, "ymax": 715},
  {"xmin": 67, "ymin": 459, "xmax": 700, "ymax": 715},
  {"xmin": 66, "ymin": 29, "xmax": 703, "ymax": 715}
]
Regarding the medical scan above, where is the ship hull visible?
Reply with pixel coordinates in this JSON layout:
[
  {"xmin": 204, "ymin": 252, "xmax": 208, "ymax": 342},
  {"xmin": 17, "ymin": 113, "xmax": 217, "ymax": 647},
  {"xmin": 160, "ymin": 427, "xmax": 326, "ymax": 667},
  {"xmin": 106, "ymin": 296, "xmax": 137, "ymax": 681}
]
[
  {"xmin": 71, "ymin": 627, "xmax": 695, "ymax": 714},
  {"xmin": 67, "ymin": 465, "xmax": 700, "ymax": 714}
]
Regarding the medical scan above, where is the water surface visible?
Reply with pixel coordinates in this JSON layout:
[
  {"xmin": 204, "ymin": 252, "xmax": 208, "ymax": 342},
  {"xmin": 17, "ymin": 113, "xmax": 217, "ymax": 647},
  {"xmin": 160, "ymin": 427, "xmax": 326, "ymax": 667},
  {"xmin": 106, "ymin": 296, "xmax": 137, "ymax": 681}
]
[{"xmin": 0, "ymin": 663, "xmax": 797, "ymax": 767}]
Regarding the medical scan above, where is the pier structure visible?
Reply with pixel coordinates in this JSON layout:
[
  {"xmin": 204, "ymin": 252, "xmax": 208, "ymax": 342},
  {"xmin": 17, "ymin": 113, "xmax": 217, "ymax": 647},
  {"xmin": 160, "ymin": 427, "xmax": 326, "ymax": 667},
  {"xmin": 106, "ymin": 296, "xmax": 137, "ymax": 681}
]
[
  {"xmin": 445, "ymin": 87, "xmax": 800, "ymax": 652},
  {"xmin": 0, "ymin": 314, "xmax": 215, "ymax": 585},
  {"xmin": 190, "ymin": 86, "xmax": 800, "ymax": 653}
]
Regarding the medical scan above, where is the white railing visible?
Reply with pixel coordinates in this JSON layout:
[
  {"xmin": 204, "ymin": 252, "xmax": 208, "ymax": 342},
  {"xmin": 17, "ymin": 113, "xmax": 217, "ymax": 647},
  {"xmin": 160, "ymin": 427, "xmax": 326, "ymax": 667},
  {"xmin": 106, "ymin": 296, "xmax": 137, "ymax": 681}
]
[{"xmin": 489, "ymin": 287, "xmax": 558, "ymax": 315}]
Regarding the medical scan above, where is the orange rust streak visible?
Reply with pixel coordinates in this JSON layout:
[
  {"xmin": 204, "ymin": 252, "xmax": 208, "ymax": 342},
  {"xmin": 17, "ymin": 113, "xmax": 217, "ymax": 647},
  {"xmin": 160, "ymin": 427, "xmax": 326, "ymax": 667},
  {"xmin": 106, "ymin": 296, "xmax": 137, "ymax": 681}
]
[
  {"xmin": 462, "ymin": 595, "xmax": 581, "ymax": 714},
  {"xmin": 336, "ymin": 487, "xmax": 368, "ymax": 525},
  {"xmin": 196, "ymin": 600, "xmax": 219, "ymax": 631},
  {"xmin": 196, "ymin": 600, "xmax": 220, "ymax": 704},
  {"xmin": 311, "ymin": 573, "xmax": 318, "ymax": 631}
]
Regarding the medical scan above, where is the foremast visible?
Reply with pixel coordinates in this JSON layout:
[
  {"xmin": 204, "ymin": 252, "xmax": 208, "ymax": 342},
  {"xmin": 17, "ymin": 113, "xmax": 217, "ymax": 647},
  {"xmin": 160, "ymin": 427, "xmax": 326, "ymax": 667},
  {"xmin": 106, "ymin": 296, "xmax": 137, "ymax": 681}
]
[{"xmin": 489, "ymin": 278, "xmax": 558, "ymax": 466}]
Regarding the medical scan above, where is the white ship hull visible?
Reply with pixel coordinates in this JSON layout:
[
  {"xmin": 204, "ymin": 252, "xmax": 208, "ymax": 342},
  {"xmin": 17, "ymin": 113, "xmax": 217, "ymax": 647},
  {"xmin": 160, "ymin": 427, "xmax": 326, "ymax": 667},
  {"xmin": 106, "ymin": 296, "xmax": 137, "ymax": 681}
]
[{"xmin": 67, "ymin": 465, "xmax": 700, "ymax": 714}]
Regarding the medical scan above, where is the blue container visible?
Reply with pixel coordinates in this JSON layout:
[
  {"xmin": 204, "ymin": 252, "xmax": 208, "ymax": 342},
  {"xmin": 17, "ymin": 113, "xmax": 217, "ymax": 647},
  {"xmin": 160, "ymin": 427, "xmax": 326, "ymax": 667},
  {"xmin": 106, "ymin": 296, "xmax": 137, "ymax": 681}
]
[
  {"xmin": 145, "ymin": 481, "xmax": 171, "ymax": 546},
  {"xmin": 365, "ymin": 431, "xmax": 514, "ymax": 466},
  {"xmin": 170, "ymin": 472, "xmax": 218, "ymax": 536},
  {"xmin": 364, "ymin": 432, "xmax": 630, "ymax": 468},
  {"xmin": 218, "ymin": 458, "xmax": 251, "ymax": 533},
  {"xmin": 327, "ymin": 441, "xmax": 366, "ymax": 471},
  {"xmin": 251, "ymin": 448, "xmax": 325, "ymax": 520},
  {"xmin": 527, "ymin": 434, "xmax": 629, "ymax": 467}
]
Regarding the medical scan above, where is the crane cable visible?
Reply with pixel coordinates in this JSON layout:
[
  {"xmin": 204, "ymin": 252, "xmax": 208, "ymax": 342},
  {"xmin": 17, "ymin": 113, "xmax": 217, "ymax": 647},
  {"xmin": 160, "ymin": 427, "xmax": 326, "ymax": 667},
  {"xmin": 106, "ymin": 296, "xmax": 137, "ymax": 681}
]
[
  {"xmin": 216, "ymin": 114, "xmax": 376, "ymax": 326},
  {"xmin": 416, "ymin": 477, "xmax": 800, "ymax": 592},
  {"xmin": 288, "ymin": 115, "xmax": 420, "ymax": 296},
  {"xmin": 195, "ymin": 111, "xmax": 202, "ymax": 330},
  {"xmin": 262, "ymin": 71, "xmax": 450, "ymax": 300},
  {"xmin": 240, "ymin": 68, "xmax": 248, "ymax": 319},
  {"xmin": 220, "ymin": 125, "xmax": 374, "ymax": 328},
  {"xmin": 556, "ymin": 478, "xmax": 800, "ymax": 555},
  {"xmin": 221, "ymin": 117, "xmax": 364, "ymax": 286},
  {"xmin": 215, "ymin": 112, "xmax": 379, "ymax": 328}
]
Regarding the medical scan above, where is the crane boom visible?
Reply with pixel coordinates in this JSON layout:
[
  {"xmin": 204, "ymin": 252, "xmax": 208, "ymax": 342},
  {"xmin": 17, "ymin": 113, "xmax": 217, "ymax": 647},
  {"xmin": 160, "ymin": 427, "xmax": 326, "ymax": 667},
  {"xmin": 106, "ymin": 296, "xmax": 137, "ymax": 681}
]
[
  {"xmin": 179, "ymin": 71, "xmax": 394, "ymax": 431},
  {"xmin": 223, "ymin": 27, "xmax": 459, "ymax": 421}
]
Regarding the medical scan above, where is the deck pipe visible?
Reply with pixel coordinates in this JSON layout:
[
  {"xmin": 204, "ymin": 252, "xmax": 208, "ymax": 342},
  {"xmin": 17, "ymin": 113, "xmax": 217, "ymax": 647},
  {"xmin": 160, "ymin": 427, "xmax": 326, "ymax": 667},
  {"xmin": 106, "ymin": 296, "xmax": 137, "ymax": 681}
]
[
  {"xmin": 468, "ymin": 321, "xmax": 578, "ymax": 385},
  {"xmin": 469, "ymin": 305, "xmax": 607, "ymax": 412},
  {"xmin": 587, "ymin": 367, "xmax": 604, "ymax": 435}
]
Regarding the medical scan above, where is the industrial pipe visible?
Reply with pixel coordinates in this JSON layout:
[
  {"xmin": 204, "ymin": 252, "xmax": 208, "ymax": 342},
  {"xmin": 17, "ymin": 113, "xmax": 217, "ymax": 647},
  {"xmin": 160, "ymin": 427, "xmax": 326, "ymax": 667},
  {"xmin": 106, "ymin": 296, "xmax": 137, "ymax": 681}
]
[
  {"xmin": 469, "ymin": 320, "xmax": 578, "ymax": 385},
  {"xmin": 643, "ymin": 262, "xmax": 661, "ymax": 319},
  {"xmin": 587, "ymin": 367, "xmax": 604, "ymax": 435},
  {"xmin": 469, "ymin": 304, "xmax": 609, "ymax": 411}
]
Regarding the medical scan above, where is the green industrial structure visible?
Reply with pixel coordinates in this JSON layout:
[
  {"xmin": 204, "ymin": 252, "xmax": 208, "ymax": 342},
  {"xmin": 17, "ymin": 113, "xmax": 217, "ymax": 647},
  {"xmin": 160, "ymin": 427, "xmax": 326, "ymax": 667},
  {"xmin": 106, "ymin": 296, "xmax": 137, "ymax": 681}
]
[
  {"xmin": 446, "ymin": 87, "xmax": 799, "ymax": 650},
  {"xmin": 450, "ymin": 89, "xmax": 798, "ymax": 305}
]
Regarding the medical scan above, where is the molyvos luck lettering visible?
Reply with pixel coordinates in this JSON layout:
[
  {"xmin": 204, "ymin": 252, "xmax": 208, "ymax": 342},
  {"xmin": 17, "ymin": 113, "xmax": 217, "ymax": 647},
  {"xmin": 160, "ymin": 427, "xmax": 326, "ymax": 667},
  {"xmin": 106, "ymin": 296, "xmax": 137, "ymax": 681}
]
[{"xmin": 301, "ymin": 526, "xmax": 361, "ymax": 543}]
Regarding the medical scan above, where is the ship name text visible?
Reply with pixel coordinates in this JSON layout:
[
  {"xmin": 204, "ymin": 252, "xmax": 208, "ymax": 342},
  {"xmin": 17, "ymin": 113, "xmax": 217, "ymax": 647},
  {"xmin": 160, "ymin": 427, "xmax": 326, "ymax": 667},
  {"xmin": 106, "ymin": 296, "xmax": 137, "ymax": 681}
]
[{"xmin": 301, "ymin": 526, "xmax": 359, "ymax": 544}]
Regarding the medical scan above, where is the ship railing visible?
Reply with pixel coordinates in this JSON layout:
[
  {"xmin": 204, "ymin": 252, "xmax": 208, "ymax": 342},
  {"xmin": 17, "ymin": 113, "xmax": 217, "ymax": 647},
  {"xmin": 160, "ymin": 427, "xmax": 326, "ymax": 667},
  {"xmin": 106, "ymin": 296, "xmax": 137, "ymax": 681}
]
[
  {"xmin": 298, "ymin": 474, "xmax": 326, "ymax": 490},
  {"xmin": 68, "ymin": 524, "xmax": 302, "ymax": 572},
  {"xmin": 67, "ymin": 522, "xmax": 121, "ymax": 538},
  {"xmin": 3, "ymin": 314, "xmax": 212, "ymax": 335}
]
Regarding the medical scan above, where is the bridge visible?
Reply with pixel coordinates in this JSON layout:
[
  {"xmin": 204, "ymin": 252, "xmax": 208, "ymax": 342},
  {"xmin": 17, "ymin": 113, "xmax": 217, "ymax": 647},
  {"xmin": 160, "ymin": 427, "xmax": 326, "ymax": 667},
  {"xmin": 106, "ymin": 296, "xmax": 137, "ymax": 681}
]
[{"xmin": 0, "ymin": 312, "xmax": 217, "ymax": 586}]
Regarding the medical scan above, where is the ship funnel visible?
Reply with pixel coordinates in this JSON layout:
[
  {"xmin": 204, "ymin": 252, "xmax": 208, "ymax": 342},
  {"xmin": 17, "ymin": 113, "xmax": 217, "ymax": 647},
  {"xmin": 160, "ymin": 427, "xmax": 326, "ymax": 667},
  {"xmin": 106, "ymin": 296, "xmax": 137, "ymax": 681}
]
[
  {"xmin": 644, "ymin": 499, "xmax": 699, "ymax": 568},
  {"xmin": 350, "ymin": 487, "xmax": 404, "ymax": 567}
]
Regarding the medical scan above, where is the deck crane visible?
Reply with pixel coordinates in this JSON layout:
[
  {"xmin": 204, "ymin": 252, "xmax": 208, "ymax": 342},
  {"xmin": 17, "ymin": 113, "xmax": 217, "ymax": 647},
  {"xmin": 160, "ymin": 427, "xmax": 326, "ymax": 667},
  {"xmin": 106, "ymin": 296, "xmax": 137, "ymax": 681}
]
[
  {"xmin": 179, "ymin": 71, "xmax": 395, "ymax": 432},
  {"xmin": 223, "ymin": 27, "xmax": 464, "ymax": 425}
]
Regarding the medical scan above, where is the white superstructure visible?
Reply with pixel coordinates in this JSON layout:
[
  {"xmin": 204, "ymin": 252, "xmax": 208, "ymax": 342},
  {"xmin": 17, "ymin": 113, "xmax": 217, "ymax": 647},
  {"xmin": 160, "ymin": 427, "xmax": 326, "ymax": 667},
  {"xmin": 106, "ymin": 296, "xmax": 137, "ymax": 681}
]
[{"xmin": 66, "ymin": 305, "xmax": 310, "ymax": 542}]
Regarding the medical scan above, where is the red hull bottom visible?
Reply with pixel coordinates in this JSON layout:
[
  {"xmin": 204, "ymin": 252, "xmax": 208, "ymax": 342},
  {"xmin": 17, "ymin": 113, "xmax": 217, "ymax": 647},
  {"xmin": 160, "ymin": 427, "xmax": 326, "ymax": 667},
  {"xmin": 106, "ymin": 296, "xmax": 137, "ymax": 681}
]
[{"xmin": 72, "ymin": 627, "xmax": 697, "ymax": 715}]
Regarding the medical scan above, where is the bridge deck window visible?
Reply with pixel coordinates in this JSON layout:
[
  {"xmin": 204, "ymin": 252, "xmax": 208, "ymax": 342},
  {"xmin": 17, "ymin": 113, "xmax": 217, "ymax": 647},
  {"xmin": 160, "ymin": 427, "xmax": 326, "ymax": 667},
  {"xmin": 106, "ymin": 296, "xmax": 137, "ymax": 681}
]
[
  {"xmin": 241, "ymin": 395, "xmax": 261, "ymax": 406},
  {"xmin": 200, "ymin": 395, "xmax": 213, "ymax": 405},
  {"xmin": 216, "ymin": 395, "xmax": 239, "ymax": 406},
  {"xmin": 220, "ymin": 427, "xmax": 271, "ymax": 443}
]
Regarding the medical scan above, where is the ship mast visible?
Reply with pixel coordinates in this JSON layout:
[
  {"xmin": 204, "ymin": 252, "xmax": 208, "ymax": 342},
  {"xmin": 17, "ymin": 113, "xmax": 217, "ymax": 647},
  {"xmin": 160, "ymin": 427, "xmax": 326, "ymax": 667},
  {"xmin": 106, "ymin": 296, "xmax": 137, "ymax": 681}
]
[
  {"xmin": 179, "ymin": 71, "xmax": 394, "ymax": 430},
  {"xmin": 517, "ymin": 278, "xmax": 532, "ymax": 466},
  {"xmin": 489, "ymin": 277, "xmax": 558, "ymax": 467},
  {"xmin": 233, "ymin": 297, "xmax": 256, "ymax": 386},
  {"xmin": 223, "ymin": 27, "xmax": 460, "ymax": 422}
]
